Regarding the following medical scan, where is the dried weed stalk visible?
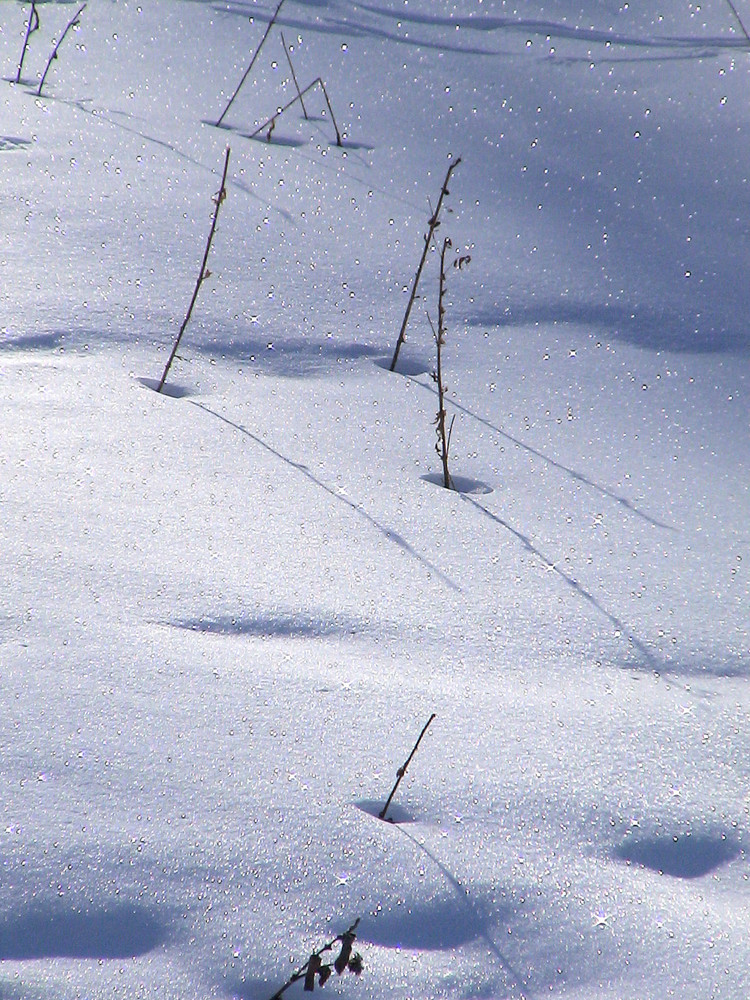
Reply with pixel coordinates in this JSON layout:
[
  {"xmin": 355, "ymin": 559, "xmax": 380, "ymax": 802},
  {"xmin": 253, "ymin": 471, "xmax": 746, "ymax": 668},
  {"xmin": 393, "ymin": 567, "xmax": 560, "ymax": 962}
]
[
  {"xmin": 389, "ymin": 156, "xmax": 461, "ymax": 372},
  {"xmin": 37, "ymin": 3, "xmax": 85, "ymax": 98},
  {"xmin": 379, "ymin": 713, "xmax": 436, "ymax": 821},
  {"xmin": 266, "ymin": 919, "xmax": 363, "ymax": 999},
  {"xmin": 16, "ymin": 2, "xmax": 39, "ymax": 85},
  {"xmin": 427, "ymin": 240, "xmax": 470, "ymax": 490},
  {"xmin": 158, "ymin": 147, "xmax": 231, "ymax": 393}
]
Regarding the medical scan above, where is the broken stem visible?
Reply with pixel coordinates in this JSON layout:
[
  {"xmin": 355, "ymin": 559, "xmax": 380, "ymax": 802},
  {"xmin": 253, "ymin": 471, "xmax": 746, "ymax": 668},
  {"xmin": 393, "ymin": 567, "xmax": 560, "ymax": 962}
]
[
  {"xmin": 379, "ymin": 713, "xmax": 436, "ymax": 821},
  {"xmin": 248, "ymin": 77, "xmax": 341, "ymax": 146},
  {"xmin": 158, "ymin": 147, "xmax": 231, "ymax": 393}
]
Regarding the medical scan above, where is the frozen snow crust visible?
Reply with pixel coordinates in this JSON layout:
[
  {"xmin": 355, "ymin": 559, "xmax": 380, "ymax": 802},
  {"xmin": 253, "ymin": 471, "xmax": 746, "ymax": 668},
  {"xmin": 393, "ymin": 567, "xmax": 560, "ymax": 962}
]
[{"xmin": 1, "ymin": 2, "xmax": 748, "ymax": 998}]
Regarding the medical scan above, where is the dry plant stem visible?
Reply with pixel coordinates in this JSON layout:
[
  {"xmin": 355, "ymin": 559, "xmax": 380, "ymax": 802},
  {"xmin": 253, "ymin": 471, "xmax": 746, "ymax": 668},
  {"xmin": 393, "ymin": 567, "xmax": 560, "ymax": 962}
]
[
  {"xmin": 280, "ymin": 31, "xmax": 307, "ymax": 118},
  {"xmin": 216, "ymin": 0, "xmax": 285, "ymax": 127},
  {"xmin": 389, "ymin": 156, "xmax": 461, "ymax": 373},
  {"xmin": 16, "ymin": 2, "xmax": 39, "ymax": 84},
  {"xmin": 157, "ymin": 147, "xmax": 231, "ymax": 393},
  {"xmin": 249, "ymin": 77, "xmax": 342, "ymax": 145},
  {"xmin": 37, "ymin": 3, "xmax": 85, "ymax": 97},
  {"xmin": 431, "ymin": 237, "xmax": 454, "ymax": 489},
  {"xmin": 267, "ymin": 919, "xmax": 361, "ymax": 1000},
  {"xmin": 726, "ymin": 0, "xmax": 750, "ymax": 43},
  {"xmin": 318, "ymin": 79, "xmax": 342, "ymax": 145},
  {"xmin": 429, "ymin": 309, "xmax": 455, "ymax": 490},
  {"xmin": 379, "ymin": 713, "xmax": 436, "ymax": 821}
]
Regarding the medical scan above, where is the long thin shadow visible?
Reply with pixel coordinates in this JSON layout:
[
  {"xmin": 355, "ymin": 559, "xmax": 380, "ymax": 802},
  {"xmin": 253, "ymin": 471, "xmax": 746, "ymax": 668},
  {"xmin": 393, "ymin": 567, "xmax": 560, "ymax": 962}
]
[
  {"xmin": 550, "ymin": 46, "xmax": 724, "ymax": 66},
  {"xmin": 62, "ymin": 100, "xmax": 294, "ymax": 223},
  {"xmin": 394, "ymin": 825, "xmax": 531, "ymax": 1000},
  {"xmin": 356, "ymin": 4, "xmax": 748, "ymax": 52},
  {"xmin": 188, "ymin": 400, "xmax": 460, "ymax": 592},
  {"xmin": 402, "ymin": 374, "xmax": 675, "ymax": 531},
  {"xmin": 462, "ymin": 494, "xmax": 657, "ymax": 668},
  {"xmin": 215, "ymin": 3, "xmax": 497, "ymax": 56}
]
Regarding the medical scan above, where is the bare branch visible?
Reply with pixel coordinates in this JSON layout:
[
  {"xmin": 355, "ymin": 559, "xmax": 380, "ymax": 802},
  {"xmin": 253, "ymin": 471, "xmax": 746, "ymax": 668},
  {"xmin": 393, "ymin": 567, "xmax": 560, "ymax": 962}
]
[
  {"xmin": 379, "ymin": 714, "xmax": 436, "ymax": 821},
  {"xmin": 157, "ymin": 147, "xmax": 231, "ymax": 393},
  {"xmin": 16, "ymin": 2, "xmax": 40, "ymax": 85},
  {"xmin": 37, "ymin": 3, "xmax": 86, "ymax": 98},
  {"xmin": 389, "ymin": 157, "xmax": 461, "ymax": 372}
]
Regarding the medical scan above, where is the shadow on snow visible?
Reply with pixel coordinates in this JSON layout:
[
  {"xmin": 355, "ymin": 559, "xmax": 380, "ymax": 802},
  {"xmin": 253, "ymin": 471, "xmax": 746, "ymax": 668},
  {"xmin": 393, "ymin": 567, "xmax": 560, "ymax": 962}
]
[
  {"xmin": 469, "ymin": 301, "xmax": 750, "ymax": 354},
  {"xmin": 615, "ymin": 829, "xmax": 742, "ymax": 878},
  {"xmin": 0, "ymin": 906, "xmax": 165, "ymax": 961},
  {"xmin": 168, "ymin": 612, "xmax": 362, "ymax": 639}
]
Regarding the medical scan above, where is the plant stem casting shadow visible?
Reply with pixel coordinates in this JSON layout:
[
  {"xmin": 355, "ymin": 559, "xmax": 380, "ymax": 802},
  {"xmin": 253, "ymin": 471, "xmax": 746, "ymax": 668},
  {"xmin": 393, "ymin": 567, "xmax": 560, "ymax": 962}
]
[
  {"xmin": 158, "ymin": 147, "xmax": 231, "ymax": 393},
  {"xmin": 379, "ymin": 714, "xmax": 436, "ymax": 821}
]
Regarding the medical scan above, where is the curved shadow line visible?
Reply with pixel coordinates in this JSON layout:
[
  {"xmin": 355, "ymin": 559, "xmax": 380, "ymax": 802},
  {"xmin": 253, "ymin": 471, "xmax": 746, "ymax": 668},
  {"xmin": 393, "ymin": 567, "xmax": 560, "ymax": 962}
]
[
  {"xmin": 188, "ymin": 400, "xmax": 460, "ymax": 592},
  {"xmin": 61, "ymin": 100, "xmax": 295, "ymax": 223},
  {"xmin": 217, "ymin": 4, "xmax": 497, "ymax": 56},
  {"xmin": 356, "ymin": 4, "xmax": 748, "ymax": 52},
  {"xmin": 402, "ymin": 374, "xmax": 675, "ymax": 531},
  {"xmin": 549, "ymin": 46, "xmax": 723, "ymax": 66},
  {"xmin": 462, "ymin": 494, "xmax": 657, "ymax": 668},
  {"xmin": 394, "ymin": 825, "xmax": 531, "ymax": 1000}
]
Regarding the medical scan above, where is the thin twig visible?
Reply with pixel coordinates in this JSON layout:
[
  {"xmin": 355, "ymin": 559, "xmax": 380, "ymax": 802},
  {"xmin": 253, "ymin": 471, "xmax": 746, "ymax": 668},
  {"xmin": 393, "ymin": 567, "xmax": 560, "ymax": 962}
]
[
  {"xmin": 16, "ymin": 1, "xmax": 39, "ymax": 85},
  {"xmin": 280, "ymin": 31, "xmax": 307, "ymax": 118},
  {"xmin": 37, "ymin": 3, "xmax": 85, "ymax": 97},
  {"xmin": 389, "ymin": 157, "xmax": 461, "ymax": 372},
  {"xmin": 157, "ymin": 147, "xmax": 231, "ymax": 393},
  {"xmin": 216, "ymin": 0, "xmax": 285, "ymax": 127},
  {"xmin": 379, "ymin": 714, "xmax": 436, "ymax": 821},
  {"xmin": 318, "ymin": 78, "xmax": 342, "ymax": 145}
]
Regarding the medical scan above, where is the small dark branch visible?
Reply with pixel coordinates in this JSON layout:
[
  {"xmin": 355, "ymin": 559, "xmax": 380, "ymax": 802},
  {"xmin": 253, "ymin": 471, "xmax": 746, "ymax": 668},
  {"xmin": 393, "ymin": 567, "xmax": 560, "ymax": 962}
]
[
  {"xmin": 157, "ymin": 147, "xmax": 231, "ymax": 393},
  {"xmin": 249, "ymin": 77, "xmax": 340, "ymax": 146},
  {"xmin": 16, "ymin": 2, "xmax": 40, "ymax": 85},
  {"xmin": 389, "ymin": 157, "xmax": 461, "ymax": 372},
  {"xmin": 318, "ymin": 79, "xmax": 342, "ymax": 146},
  {"xmin": 726, "ymin": 0, "xmax": 750, "ymax": 44},
  {"xmin": 37, "ymin": 3, "xmax": 85, "ymax": 98},
  {"xmin": 216, "ymin": 0, "xmax": 285, "ymax": 127},
  {"xmin": 266, "ymin": 919, "xmax": 362, "ymax": 1000},
  {"xmin": 379, "ymin": 713, "xmax": 436, "ymax": 821},
  {"xmin": 280, "ymin": 31, "xmax": 307, "ymax": 119}
]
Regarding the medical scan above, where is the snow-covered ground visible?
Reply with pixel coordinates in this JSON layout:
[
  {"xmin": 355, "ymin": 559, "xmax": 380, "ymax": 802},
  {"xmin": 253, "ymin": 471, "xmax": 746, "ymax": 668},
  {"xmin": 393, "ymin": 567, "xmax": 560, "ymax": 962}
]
[{"xmin": 1, "ymin": 2, "xmax": 749, "ymax": 998}]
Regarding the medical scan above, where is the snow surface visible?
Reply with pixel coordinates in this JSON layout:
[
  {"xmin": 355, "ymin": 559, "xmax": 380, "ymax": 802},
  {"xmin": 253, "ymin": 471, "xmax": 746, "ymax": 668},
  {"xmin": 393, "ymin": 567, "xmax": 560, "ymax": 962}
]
[{"xmin": 1, "ymin": 1, "xmax": 749, "ymax": 998}]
